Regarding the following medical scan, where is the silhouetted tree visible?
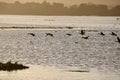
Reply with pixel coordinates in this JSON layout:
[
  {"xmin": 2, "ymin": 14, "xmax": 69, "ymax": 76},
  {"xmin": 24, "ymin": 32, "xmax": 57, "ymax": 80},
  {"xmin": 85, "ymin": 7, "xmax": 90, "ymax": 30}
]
[
  {"xmin": 0, "ymin": 1, "xmax": 119, "ymax": 16},
  {"xmin": 110, "ymin": 5, "xmax": 120, "ymax": 16}
]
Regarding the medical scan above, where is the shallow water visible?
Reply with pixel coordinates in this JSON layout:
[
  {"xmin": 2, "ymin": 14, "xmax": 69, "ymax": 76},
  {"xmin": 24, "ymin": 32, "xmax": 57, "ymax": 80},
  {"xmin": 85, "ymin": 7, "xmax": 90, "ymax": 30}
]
[
  {"xmin": 0, "ymin": 65, "xmax": 120, "ymax": 80},
  {"xmin": 0, "ymin": 15, "xmax": 120, "ymax": 30}
]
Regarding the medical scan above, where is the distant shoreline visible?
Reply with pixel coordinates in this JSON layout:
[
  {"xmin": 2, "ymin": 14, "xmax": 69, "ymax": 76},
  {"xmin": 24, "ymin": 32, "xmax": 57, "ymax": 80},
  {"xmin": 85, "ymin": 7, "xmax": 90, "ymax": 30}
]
[
  {"xmin": 0, "ymin": 14, "xmax": 120, "ymax": 17},
  {"xmin": 0, "ymin": 14, "xmax": 120, "ymax": 18},
  {"xmin": 0, "ymin": 27, "xmax": 120, "ymax": 30},
  {"xmin": 0, "ymin": 27, "xmax": 79, "ymax": 30}
]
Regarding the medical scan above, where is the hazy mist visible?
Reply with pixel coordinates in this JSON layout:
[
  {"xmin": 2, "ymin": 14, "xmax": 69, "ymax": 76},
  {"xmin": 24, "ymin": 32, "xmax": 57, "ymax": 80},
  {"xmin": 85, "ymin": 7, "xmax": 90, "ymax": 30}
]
[
  {"xmin": 0, "ymin": 0, "xmax": 120, "ymax": 7},
  {"xmin": 0, "ymin": 1, "xmax": 120, "ymax": 16}
]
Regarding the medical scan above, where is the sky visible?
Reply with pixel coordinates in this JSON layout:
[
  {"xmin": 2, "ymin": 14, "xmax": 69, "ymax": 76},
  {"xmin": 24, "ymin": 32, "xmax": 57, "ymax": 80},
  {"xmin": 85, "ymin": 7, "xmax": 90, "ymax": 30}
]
[{"xmin": 0, "ymin": 0, "xmax": 120, "ymax": 7}]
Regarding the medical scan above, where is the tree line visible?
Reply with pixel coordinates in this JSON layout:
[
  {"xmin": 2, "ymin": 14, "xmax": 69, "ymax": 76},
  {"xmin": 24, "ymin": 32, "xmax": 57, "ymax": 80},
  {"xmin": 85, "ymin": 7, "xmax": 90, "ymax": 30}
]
[{"xmin": 0, "ymin": 1, "xmax": 120, "ymax": 16}]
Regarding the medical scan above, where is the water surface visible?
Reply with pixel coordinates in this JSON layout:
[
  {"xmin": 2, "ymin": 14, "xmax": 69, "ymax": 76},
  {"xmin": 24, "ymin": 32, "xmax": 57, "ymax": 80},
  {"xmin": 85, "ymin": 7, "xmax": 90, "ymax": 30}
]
[
  {"xmin": 0, "ymin": 15, "xmax": 120, "ymax": 30},
  {"xmin": 0, "ymin": 65, "xmax": 120, "ymax": 80}
]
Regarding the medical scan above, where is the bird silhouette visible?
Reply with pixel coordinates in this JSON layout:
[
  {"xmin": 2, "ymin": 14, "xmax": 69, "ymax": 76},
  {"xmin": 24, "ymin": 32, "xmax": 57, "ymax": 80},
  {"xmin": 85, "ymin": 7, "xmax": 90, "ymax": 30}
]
[
  {"xmin": 111, "ymin": 32, "xmax": 117, "ymax": 36},
  {"xmin": 28, "ymin": 33, "xmax": 35, "ymax": 36},
  {"xmin": 82, "ymin": 36, "xmax": 89, "ymax": 39},
  {"xmin": 80, "ymin": 30, "xmax": 85, "ymax": 35},
  {"xmin": 99, "ymin": 32, "xmax": 105, "ymax": 36},
  {"xmin": 46, "ymin": 33, "xmax": 54, "ymax": 37},
  {"xmin": 117, "ymin": 37, "xmax": 120, "ymax": 43},
  {"xmin": 66, "ymin": 33, "xmax": 72, "ymax": 36}
]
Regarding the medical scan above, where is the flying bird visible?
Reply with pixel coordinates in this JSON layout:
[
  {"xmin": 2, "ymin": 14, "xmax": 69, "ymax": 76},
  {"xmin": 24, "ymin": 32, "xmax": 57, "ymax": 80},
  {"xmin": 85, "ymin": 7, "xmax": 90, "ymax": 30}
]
[
  {"xmin": 28, "ymin": 33, "xmax": 35, "ymax": 36},
  {"xmin": 66, "ymin": 33, "xmax": 72, "ymax": 36},
  {"xmin": 46, "ymin": 33, "xmax": 54, "ymax": 37},
  {"xmin": 99, "ymin": 32, "xmax": 105, "ymax": 36},
  {"xmin": 111, "ymin": 32, "xmax": 117, "ymax": 36},
  {"xmin": 117, "ymin": 37, "xmax": 120, "ymax": 43},
  {"xmin": 82, "ymin": 36, "xmax": 89, "ymax": 39}
]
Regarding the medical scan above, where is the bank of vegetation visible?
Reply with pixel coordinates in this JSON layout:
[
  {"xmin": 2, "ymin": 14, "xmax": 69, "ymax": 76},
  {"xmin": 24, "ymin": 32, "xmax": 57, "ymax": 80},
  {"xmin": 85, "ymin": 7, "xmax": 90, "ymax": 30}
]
[{"xmin": 0, "ymin": 1, "xmax": 120, "ymax": 16}]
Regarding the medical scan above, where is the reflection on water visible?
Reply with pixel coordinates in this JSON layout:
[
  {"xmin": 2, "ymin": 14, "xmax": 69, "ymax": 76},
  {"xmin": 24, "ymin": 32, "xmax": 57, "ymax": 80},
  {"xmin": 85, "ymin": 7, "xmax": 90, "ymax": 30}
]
[
  {"xmin": 0, "ymin": 30, "xmax": 120, "ymax": 80},
  {"xmin": 0, "ymin": 65, "xmax": 120, "ymax": 80}
]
